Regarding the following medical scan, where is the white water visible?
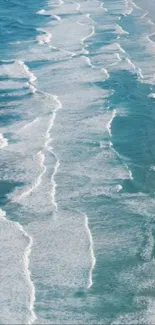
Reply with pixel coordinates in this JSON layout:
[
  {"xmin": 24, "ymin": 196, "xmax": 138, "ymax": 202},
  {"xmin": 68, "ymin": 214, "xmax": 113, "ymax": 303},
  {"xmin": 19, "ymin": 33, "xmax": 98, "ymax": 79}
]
[{"xmin": 0, "ymin": 133, "xmax": 8, "ymax": 149}]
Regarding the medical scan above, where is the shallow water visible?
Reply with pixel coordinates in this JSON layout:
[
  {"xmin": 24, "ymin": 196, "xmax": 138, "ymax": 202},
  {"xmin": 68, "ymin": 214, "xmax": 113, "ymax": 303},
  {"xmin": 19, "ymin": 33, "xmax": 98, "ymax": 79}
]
[{"xmin": 1, "ymin": 0, "xmax": 155, "ymax": 323}]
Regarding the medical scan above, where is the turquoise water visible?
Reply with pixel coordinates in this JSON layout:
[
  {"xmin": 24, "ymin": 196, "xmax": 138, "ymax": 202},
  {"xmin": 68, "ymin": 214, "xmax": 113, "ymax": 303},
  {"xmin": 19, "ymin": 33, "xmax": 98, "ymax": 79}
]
[{"xmin": 1, "ymin": 0, "xmax": 155, "ymax": 323}]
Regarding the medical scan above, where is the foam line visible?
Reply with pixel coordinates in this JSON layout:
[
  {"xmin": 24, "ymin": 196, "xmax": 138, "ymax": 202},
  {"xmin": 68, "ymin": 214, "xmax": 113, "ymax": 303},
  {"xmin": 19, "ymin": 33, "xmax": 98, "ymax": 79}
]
[
  {"xmin": 82, "ymin": 55, "xmax": 95, "ymax": 68},
  {"xmin": 102, "ymin": 67, "xmax": 110, "ymax": 80},
  {"xmin": 116, "ymin": 24, "xmax": 129, "ymax": 35},
  {"xmin": 53, "ymin": 14, "xmax": 61, "ymax": 21},
  {"xmin": 20, "ymin": 151, "xmax": 46, "ymax": 199},
  {"xmin": 80, "ymin": 24, "xmax": 95, "ymax": 46},
  {"xmin": 0, "ymin": 208, "xmax": 36, "ymax": 324},
  {"xmin": 124, "ymin": 163, "xmax": 133, "ymax": 180},
  {"xmin": 106, "ymin": 109, "xmax": 117, "ymax": 137},
  {"xmin": 116, "ymin": 184, "xmax": 123, "ymax": 192},
  {"xmin": 75, "ymin": 2, "xmax": 81, "ymax": 11},
  {"xmin": 85, "ymin": 13, "xmax": 95, "ymax": 24},
  {"xmin": 148, "ymin": 93, "xmax": 155, "ymax": 99},
  {"xmin": 44, "ymin": 94, "xmax": 62, "ymax": 213},
  {"xmin": 116, "ymin": 53, "xmax": 121, "ymax": 61},
  {"xmin": 21, "ymin": 118, "xmax": 39, "ymax": 131},
  {"xmin": 141, "ymin": 11, "xmax": 148, "ymax": 19},
  {"xmin": 129, "ymin": 0, "xmax": 141, "ymax": 10},
  {"xmin": 18, "ymin": 60, "xmax": 37, "ymax": 94},
  {"xmin": 109, "ymin": 142, "xmax": 134, "ymax": 180},
  {"xmin": 138, "ymin": 68, "xmax": 144, "ymax": 79},
  {"xmin": 18, "ymin": 60, "xmax": 37, "ymax": 83},
  {"xmin": 51, "ymin": 157, "xmax": 60, "ymax": 212},
  {"xmin": 115, "ymin": 43, "xmax": 126, "ymax": 53},
  {"xmin": 99, "ymin": 1, "xmax": 108, "ymax": 11},
  {"xmin": 19, "ymin": 92, "xmax": 62, "ymax": 210},
  {"xmin": 37, "ymin": 9, "xmax": 46, "ymax": 14},
  {"xmin": 0, "ymin": 133, "xmax": 8, "ymax": 149},
  {"xmin": 83, "ymin": 213, "xmax": 96, "ymax": 289},
  {"xmin": 126, "ymin": 57, "xmax": 136, "ymax": 69},
  {"xmin": 36, "ymin": 31, "xmax": 52, "ymax": 45}
]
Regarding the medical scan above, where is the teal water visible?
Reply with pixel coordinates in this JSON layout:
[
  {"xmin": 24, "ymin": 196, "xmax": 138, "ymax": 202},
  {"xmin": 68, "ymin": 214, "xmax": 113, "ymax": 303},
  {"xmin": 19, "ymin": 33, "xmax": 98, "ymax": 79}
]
[{"xmin": 1, "ymin": 0, "xmax": 155, "ymax": 323}]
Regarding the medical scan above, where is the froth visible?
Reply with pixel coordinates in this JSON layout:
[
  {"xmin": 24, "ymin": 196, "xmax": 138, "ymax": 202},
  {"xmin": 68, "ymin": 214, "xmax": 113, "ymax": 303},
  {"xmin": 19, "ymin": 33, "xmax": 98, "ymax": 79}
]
[
  {"xmin": 84, "ymin": 213, "xmax": 96, "ymax": 288},
  {"xmin": 106, "ymin": 109, "xmax": 117, "ymax": 137},
  {"xmin": 0, "ymin": 134, "xmax": 8, "ymax": 149}
]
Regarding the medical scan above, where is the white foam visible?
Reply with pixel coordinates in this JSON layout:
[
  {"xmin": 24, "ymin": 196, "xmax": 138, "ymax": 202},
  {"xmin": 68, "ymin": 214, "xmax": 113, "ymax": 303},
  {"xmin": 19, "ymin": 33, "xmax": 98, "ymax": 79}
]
[
  {"xmin": 25, "ymin": 82, "xmax": 37, "ymax": 94},
  {"xmin": 20, "ymin": 151, "xmax": 46, "ymax": 199},
  {"xmin": 150, "ymin": 165, "xmax": 155, "ymax": 171},
  {"xmin": 75, "ymin": 2, "xmax": 81, "ymax": 11},
  {"xmin": 53, "ymin": 14, "xmax": 61, "ymax": 21},
  {"xmin": 126, "ymin": 57, "xmax": 136, "ymax": 70},
  {"xmin": 44, "ymin": 94, "xmax": 62, "ymax": 212},
  {"xmin": 0, "ymin": 208, "xmax": 36, "ymax": 323},
  {"xmin": 116, "ymin": 24, "xmax": 129, "ymax": 35},
  {"xmin": 115, "ymin": 43, "xmax": 126, "ymax": 53},
  {"xmin": 106, "ymin": 109, "xmax": 117, "ymax": 137},
  {"xmin": 129, "ymin": 0, "xmax": 141, "ymax": 10},
  {"xmin": 148, "ymin": 93, "xmax": 155, "ymax": 99},
  {"xmin": 16, "ymin": 223, "xmax": 36, "ymax": 325},
  {"xmin": 21, "ymin": 118, "xmax": 39, "ymax": 131},
  {"xmin": 18, "ymin": 60, "xmax": 37, "ymax": 83},
  {"xmin": 80, "ymin": 25, "xmax": 95, "ymax": 45},
  {"xmin": 101, "ymin": 67, "xmax": 110, "ymax": 80},
  {"xmin": 37, "ymin": 9, "xmax": 46, "ymax": 14},
  {"xmin": 83, "ymin": 213, "xmax": 96, "ymax": 288},
  {"xmin": 116, "ymin": 184, "xmax": 123, "ymax": 192},
  {"xmin": 116, "ymin": 53, "xmax": 121, "ymax": 61},
  {"xmin": 100, "ymin": 2, "xmax": 108, "ymax": 11},
  {"xmin": 138, "ymin": 68, "xmax": 144, "ymax": 79},
  {"xmin": 82, "ymin": 55, "xmax": 95, "ymax": 68},
  {"xmin": 0, "ymin": 133, "xmax": 8, "ymax": 149},
  {"xmin": 0, "ymin": 208, "xmax": 7, "ymax": 219},
  {"xmin": 124, "ymin": 163, "xmax": 133, "ymax": 180},
  {"xmin": 85, "ymin": 13, "xmax": 95, "ymax": 24},
  {"xmin": 36, "ymin": 31, "xmax": 52, "ymax": 45},
  {"xmin": 126, "ymin": 7, "xmax": 133, "ymax": 15},
  {"xmin": 141, "ymin": 11, "xmax": 148, "ymax": 20}
]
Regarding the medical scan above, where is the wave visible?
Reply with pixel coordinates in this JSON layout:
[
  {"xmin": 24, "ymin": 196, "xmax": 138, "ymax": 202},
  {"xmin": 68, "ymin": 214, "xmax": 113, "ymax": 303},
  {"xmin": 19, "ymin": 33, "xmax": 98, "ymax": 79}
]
[
  {"xmin": 80, "ymin": 24, "xmax": 95, "ymax": 45},
  {"xmin": 115, "ymin": 24, "xmax": 129, "ymax": 35},
  {"xmin": 115, "ymin": 43, "xmax": 126, "ymax": 53},
  {"xmin": 0, "ymin": 133, "xmax": 8, "ymax": 149},
  {"xmin": 21, "ymin": 118, "xmax": 40, "ymax": 131},
  {"xmin": 37, "ymin": 9, "xmax": 61, "ymax": 21},
  {"xmin": 37, "ymin": 9, "xmax": 46, "ymax": 14},
  {"xmin": 20, "ymin": 151, "xmax": 46, "ymax": 199},
  {"xmin": 17, "ymin": 60, "xmax": 37, "ymax": 93},
  {"xmin": 116, "ymin": 184, "xmax": 123, "ymax": 192},
  {"xmin": 0, "ymin": 208, "xmax": 36, "ymax": 323},
  {"xmin": 106, "ymin": 109, "xmax": 117, "ymax": 137},
  {"xmin": 99, "ymin": 2, "xmax": 108, "ymax": 11},
  {"xmin": 129, "ymin": 0, "xmax": 141, "ymax": 10},
  {"xmin": 36, "ymin": 30, "xmax": 52, "ymax": 45},
  {"xmin": 53, "ymin": 14, "xmax": 61, "ymax": 21},
  {"xmin": 19, "ymin": 92, "xmax": 62, "ymax": 216},
  {"xmin": 148, "ymin": 93, "xmax": 155, "ymax": 99},
  {"xmin": 44, "ymin": 94, "xmax": 62, "ymax": 213},
  {"xmin": 82, "ymin": 55, "xmax": 95, "ymax": 68},
  {"xmin": 116, "ymin": 53, "xmax": 122, "ymax": 61},
  {"xmin": 83, "ymin": 212, "xmax": 96, "ymax": 288},
  {"xmin": 75, "ymin": 2, "xmax": 81, "ymax": 11},
  {"xmin": 18, "ymin": 60, "xmax": 36, "ymax": 83}
]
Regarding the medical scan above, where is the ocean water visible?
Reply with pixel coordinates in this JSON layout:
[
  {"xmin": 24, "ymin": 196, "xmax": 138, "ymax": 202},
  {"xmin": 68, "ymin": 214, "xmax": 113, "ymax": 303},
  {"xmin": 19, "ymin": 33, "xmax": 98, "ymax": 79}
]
[{"xmin": 1, "ymin": 0, "xmax": 155, "ymax": 323}]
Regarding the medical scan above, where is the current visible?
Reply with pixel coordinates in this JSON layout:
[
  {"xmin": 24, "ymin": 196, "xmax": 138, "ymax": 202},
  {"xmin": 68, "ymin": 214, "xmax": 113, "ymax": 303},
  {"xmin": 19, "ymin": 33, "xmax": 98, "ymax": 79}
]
[{"xmin": 1, "ymin": 0, "xmax": 155, "ymax": 323}]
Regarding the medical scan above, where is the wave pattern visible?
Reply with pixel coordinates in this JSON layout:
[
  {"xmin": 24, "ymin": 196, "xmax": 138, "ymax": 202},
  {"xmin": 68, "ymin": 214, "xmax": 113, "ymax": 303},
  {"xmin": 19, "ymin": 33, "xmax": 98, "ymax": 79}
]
[{"xmin": 1, "ymin": 0, "xmax": 155, "ymax": 323}]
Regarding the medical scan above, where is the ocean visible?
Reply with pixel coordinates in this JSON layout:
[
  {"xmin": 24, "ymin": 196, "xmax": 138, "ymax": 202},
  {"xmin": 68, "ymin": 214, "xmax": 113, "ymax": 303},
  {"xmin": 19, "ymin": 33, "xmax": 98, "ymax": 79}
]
[{"xmin": 1, "ymin": 0, "xmax": 155, "ymax": 323}]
